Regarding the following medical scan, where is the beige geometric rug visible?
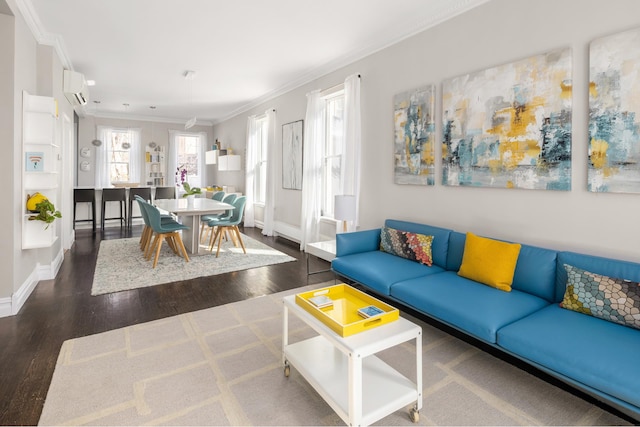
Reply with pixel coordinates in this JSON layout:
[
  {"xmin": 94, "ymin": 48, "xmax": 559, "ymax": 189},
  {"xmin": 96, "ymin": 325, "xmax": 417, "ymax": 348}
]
[
  {"xmin": 40, "ymin": 283, "xmax": 631, "ymax": 426},
  {"xmin": 91, "ymin": 234, "xmax": 296, "ymax": 295}
]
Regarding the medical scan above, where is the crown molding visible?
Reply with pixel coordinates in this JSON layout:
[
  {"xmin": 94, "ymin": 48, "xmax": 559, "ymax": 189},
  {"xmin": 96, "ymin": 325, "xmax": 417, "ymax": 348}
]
[
  {"xmin": 14, "ymin": 0, "xmax": 73, "ymax": 70},
  {"xmin": 213, "ymin": 0, "xmax": 491, "ymax": 125},
  {"xmin": 87, "ymin": 111, "xmax": 214, "ymax": 127}
]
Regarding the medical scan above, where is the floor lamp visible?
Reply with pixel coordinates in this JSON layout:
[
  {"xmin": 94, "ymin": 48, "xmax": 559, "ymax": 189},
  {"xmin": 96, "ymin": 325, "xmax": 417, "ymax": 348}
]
[{"xmin": 334, "ymin": 195, "xmax": 356, "ymax": 233}]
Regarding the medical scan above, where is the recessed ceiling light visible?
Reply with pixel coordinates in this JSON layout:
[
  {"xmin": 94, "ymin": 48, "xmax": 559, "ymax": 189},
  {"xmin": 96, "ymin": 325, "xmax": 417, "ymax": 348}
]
[{"xmin": 86, "ymin": 80, "xmax": 96, "ymax": 86}]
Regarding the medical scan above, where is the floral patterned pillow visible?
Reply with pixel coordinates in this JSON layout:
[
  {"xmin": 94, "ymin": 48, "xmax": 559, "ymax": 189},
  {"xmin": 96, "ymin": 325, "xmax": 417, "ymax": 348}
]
[
  {"xmin": 561, "ymin": 264, "xmax": 640, "ymax": 330},
  {"xmin": 380, "ymin": 226, "xmax": 434, "ymax": 266}
]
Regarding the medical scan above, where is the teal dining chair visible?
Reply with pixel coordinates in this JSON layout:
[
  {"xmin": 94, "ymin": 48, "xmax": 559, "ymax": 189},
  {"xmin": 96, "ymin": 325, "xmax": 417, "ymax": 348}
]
[
  {"xmin": 199, "ymin": 193, "xmax": 238, "ymax": 244},
  {"xmin": 139, "ymin": 200, "xmax": 190, "ymax": 268},
  {"xmin": 208, "ymin": 196, "xmax": 247, "ymax": 257},
  {"xmin": 134, "ymin": 195, "xmax": 175, "ymax": 253},
  {"xmin": 211, "ymin": 191, "xmax": 225, "ymax": 201}
]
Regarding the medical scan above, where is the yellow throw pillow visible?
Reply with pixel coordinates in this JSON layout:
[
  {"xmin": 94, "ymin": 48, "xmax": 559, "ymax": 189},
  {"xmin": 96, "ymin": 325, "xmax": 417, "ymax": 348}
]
[{"xmin": 457, "ymin": 232, "xmax": 521, "ymax": 292}]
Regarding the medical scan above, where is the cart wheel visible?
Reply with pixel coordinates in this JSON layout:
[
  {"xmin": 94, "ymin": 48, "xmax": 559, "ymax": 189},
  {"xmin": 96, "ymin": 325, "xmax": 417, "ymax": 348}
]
[
  {"xmin": 410, "ymin": 407, "xmax": 419, "ymax": 423},
  {"xmin": 284, "ymin": 363, "xmax": 290, "ymax": 377}
]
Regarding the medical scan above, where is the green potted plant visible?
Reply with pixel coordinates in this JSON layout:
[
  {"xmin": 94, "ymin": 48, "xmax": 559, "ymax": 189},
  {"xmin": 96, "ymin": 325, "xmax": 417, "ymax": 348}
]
[
  {"xmin": 182, "ymin": 182, "xmax": 202, "ymax": 198},
  {"xmin": 28, "ymin": 198, "xmax": 62, "ymax": 229}
]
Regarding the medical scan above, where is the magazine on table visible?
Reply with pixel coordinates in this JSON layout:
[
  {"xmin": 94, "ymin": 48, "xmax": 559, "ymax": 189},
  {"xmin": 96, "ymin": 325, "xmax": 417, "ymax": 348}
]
[
  {"xmin": 358, "ymin": 305, "xmax": 385, "ymax": 318},
  {"xmin": 308, "ymin": 295, "xmax": 333, "ymax": 308}
]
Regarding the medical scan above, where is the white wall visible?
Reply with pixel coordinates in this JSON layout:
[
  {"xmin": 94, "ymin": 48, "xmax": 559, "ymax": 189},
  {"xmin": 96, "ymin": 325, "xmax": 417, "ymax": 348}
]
[{"xmin": 214, "ymin": 0, "xmax": 640, "ymax": 263}]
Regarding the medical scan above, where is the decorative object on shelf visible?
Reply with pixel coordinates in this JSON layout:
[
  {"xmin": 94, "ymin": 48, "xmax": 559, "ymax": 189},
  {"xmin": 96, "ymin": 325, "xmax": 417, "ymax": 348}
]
[
  {"xmin": 148, "ymin": 142, "xmax": 157, "ymax": 149},
  {"xmin": 26, "ymin": 194, "xmax": 61, "ymax": 229},
  {"xmin": 25, "ymin": 151, "xmax": 44, "ymax": 171},
  {"xmin": 282, "ymin": 120, "xmax": 303, "ymax": 190},
  {"xmin": 334, "ymin": 194, "xmax": 356, "ymax": 233},
  {"xmin": 80, "ymin": 161, "xmax": 90, "ymax": 172},
  {"xmin": 80, "ymin": 147, "xmax": 91, "ymax": 158},
  {"xmin": 393, "ymin": 86, "xmax": 435, "ymax": 186},
  {"xmin": 442, "ymin": 47, "xmax": 572, "ymax": 191},
  {"xmin": 91, "ymin": 139, "xmax": 102, "ymax": 146},
  {"xmin": 588, "ymin": 26, "xmax": 640, "ymax": 193}
]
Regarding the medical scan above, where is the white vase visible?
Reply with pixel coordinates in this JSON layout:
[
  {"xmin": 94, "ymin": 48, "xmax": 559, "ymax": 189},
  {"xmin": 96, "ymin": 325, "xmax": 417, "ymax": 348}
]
[{"xmin": 186, "ymin": 195, "xmax": 195, "ymax": 207}]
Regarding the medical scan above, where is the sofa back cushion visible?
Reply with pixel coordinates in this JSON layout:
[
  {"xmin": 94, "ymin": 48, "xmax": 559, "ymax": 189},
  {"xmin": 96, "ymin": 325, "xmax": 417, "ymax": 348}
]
[
  {"xmin": 447, "ymin": 232, "xmax": 558, "ymax": 302},
  {"xmin": 385, "ymin": 220, "xmax": 451, "ymax": 268},
  {"xmin": 556, "ymin": 251, "xmax": 640, "ymax": 303}
]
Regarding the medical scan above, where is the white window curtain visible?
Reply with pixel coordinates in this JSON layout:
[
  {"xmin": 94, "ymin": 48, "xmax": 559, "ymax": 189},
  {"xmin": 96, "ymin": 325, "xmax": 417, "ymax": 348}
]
[
  {"xmin": 95, "ymin": 126, "xmax": 141, "ymax": 187},
  {"xmin": 129, "ymin": 128, "xmax": 142, "ymax": 185},
  {"xmin": 262, "ymin": 108, "xmax": 276, "ymax": 236},
  {"xmin": 339, "ymin": 74, "xmax": 362, "ymax": 232},
  {"xmin": 95, "ymin": 126, "xmax": 112, "ymax": 188},
  {"xmin": 244, "ymin": 115, "xmax": 259, "ymax": 228},
  {"xmin": 168, "ymin": 130, "xmax": 179, "ymax": 187},
  {"xmin": 300, "ymin": 90, "xmax": 326, "ymax": 250}
]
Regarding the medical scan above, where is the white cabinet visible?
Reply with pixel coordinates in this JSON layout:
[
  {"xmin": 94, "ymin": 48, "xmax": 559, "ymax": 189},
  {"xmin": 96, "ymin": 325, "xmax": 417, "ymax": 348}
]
[
  {"xmin": 145, "ymin": 146, "xmax": 165, "ymax": 186},
  {"xmin": 218, "ymin": 154, "xmax": 241, "ymax": 171},
  {"xmin": 22, "ymin": 91, "xmax": 59, "ymax": 249}
]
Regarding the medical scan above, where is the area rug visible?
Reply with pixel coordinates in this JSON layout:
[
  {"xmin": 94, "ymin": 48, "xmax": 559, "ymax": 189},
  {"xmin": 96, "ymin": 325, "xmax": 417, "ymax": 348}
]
[
  {"xmin": 40, "ymin": 283, "xmax": 629, "ymax": 426},
  {"xmin": 91, "ymin": 235, "xmax": 296, "ymax": 296}
]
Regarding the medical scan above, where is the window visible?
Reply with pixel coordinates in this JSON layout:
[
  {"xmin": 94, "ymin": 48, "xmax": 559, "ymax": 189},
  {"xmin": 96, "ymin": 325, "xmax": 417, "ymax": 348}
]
[
  {"xmin": 96, "ymin": 126, "xmax": 141, "ymax": 187},
  {"xmin": 254, "ymin": 116, "xmax": 269, "ymax": 204},
  {"xmin": 108, "ymin": 129, "xmax": 135, "ymax": 182},
  {"xmin": 322, "ymin": 90, "xmax": 345, "ymax": 217},
  {"xmin": 175, "ymin": 133, "xmax": 204, "ymax": 188}
]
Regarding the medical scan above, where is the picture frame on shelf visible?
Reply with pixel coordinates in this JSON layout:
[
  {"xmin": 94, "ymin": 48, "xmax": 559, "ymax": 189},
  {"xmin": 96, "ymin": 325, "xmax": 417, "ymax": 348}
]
[{"xmin": 26, "ymin": 152, "xmax": 44, "ymax": 172}]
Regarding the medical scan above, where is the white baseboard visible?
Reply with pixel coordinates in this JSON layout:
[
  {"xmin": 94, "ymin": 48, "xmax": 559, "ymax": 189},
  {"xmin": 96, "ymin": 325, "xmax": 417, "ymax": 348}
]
[
  {"xmin": 0, "ymin": 246, "xmax": 64, "ymax": 318},
  {"xmin": 273, "ymin": 221, "xmax": 302, "ymax": 244}
]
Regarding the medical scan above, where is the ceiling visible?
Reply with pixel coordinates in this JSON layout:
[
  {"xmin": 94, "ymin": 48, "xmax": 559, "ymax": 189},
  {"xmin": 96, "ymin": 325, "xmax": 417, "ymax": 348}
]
[{"xmin": 22, "ymin": 0, "xmax": 487, "ymax": 124}]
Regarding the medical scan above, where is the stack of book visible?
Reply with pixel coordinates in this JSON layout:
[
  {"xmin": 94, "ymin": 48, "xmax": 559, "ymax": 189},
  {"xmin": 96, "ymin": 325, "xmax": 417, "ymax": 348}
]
[
  {"xmin": 357, "ymin": 305, "xmax": 385, "ymax": 318},
  {"xmin": 308, "ymin": 294, "xmax": 333, "ymax": 309}
]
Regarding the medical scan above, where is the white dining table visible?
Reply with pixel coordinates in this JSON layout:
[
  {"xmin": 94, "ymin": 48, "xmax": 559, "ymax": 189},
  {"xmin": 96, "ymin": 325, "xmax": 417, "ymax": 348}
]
[{"xmin": 154, "ymin": 198, "xmax": 234, "ymax": 254}]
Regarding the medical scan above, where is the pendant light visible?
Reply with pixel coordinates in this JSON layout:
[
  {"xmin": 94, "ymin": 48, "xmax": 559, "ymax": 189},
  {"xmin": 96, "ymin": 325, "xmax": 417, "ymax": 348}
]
[
  {"xmin": 184, "ymin": 70, "xmax": 196, "ymax": 130},
  {"xmin": 122, "ymin": 103, "xmax": 131, "ymax": 150},
  {"xmin": 148, "ymin": 106, "xmax": 157, "ymax": 148}
]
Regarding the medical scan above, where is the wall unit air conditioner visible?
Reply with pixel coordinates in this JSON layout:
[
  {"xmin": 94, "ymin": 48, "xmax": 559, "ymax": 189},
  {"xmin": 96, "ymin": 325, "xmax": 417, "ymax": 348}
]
[{"xmin": 63, "ymin": 70, "xmax": 89, "ymax": 106}]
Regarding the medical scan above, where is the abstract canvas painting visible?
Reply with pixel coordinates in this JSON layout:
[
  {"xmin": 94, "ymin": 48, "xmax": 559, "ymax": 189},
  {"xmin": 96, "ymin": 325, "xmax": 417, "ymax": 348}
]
[
  {"xmin": 282, "ymin": 120, "xmax": 303, "ymax": 190},
  {"xmin": 588, "ymin": 27, "xmax": 640, "ymax": 193},
  {"xmin": 393, "ymin": 86, "xmax": 435, "ymax": 185},
  {"xmin": 442, "ymin": 48, "xmax": 572, "ymax": 190}
]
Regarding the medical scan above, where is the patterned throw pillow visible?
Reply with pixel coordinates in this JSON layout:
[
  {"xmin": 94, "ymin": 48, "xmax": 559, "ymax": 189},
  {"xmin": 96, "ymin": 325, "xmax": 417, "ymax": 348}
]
[
  {"xmin": 561, "ymin": 264, "xmax": 640, "ymax": 330},
  {"xmin": 380, "ymin": 227, "xmax": 433, "ymax": 266}
]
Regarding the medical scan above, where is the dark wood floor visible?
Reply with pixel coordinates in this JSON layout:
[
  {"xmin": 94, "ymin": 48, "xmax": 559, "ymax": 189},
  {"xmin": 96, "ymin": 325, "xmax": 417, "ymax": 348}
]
[{"xmin": 0, "ymin": 225, "xmax": 334, "ymax": 426}]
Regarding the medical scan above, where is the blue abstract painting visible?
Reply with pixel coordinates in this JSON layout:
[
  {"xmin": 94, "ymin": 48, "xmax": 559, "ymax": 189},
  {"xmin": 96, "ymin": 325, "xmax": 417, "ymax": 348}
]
[
  {"xmin": 442, "ymin": 48, "xmax": 572, "ymax": 190},
  {"xmin": 589, "ymin": 27, "xmax": 640, "ymax": 193},
  {"xmin": 393, "ymin": 86, "xmax": 435, "ymax": 185}
]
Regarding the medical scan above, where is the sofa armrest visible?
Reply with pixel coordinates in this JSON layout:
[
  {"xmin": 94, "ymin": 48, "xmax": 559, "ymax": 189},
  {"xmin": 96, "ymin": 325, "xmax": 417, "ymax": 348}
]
[{"xmin": 336, "ymin": 228, "xmax": 381, "ymax": 257}]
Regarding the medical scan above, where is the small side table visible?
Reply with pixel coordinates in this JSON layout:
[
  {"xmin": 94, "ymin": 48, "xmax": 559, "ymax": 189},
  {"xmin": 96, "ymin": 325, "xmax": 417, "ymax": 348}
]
[{"xmin": 305, "ymin": 240, "xmax": 336, "ymax": 276}]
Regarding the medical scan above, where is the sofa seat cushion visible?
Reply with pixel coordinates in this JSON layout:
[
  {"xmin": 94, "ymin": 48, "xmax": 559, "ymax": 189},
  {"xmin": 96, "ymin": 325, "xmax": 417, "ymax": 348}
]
[
  {"xmin": 390, "ymin": 271, "xmax": 549, "ymax": 343},
  {"xmin": 497, "ymin": 304, "xmax": 640, "ymax": 409},
  {"xmin": 332, "ymin": 251, "xmax": 444, "ymax": 295}
]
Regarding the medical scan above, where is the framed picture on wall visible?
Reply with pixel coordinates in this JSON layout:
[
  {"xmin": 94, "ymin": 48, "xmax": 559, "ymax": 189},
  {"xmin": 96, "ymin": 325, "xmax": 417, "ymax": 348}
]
[{"xmin": 282, "ymin": 120, "xmax": 303, "ymax": 190}]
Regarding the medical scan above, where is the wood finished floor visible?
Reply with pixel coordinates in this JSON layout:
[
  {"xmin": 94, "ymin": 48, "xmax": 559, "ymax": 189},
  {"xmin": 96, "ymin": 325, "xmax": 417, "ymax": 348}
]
[{"xmin": 0, "ymin": 225, "xmax": 335, "ymax": 426}]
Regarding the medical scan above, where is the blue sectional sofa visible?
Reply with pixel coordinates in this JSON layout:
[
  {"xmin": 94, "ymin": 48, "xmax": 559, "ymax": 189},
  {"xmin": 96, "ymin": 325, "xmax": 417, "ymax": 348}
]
[{"xmin": 332, "ymin": 219, "xmax": 640, "ymax": 420}]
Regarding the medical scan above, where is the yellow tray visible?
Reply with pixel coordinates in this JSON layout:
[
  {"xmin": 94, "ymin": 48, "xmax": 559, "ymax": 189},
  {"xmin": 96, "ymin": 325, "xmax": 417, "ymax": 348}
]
[{"xmin": 295, "ymin": 284, "xmax": 399, "ymax": 337}]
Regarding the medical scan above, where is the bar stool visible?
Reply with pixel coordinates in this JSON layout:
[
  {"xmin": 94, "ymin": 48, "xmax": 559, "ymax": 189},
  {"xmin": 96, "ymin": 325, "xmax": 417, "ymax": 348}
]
[
  {"xmin": 101, "ymin": 187, "xmax": 127, "ymax": 230},
  {"xmin": 128, "ymin": 187, "xmax": 152, "ymax": 228},
  {"xmin": 153, "ymin": 186, "xmax": 176, "ymax": 201},
  {"xmin": 73, "ymin": 188, "xmax": 96, "ymax": 233}
]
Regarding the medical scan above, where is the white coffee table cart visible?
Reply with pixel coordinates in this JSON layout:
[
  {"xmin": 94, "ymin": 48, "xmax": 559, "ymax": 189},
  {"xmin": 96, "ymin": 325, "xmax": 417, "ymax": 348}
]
[{"xmin": 282, "ymin": 291, "xmax": 422, "ymax": 426}]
